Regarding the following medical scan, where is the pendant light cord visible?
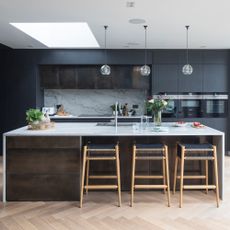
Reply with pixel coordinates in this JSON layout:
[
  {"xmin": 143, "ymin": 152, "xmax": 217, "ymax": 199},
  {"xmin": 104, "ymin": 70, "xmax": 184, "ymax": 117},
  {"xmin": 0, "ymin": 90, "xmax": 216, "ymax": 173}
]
[
  {"xmin": 186, "ymin": 25, "xmax": 189, "ymax": 65},
  {"xmin": 104, "ymin": 25, "xmax": 108, "ymax": 65},
  {"xmin": 144, "ymin": 25, "xmax": 147, "ymax": 65}
]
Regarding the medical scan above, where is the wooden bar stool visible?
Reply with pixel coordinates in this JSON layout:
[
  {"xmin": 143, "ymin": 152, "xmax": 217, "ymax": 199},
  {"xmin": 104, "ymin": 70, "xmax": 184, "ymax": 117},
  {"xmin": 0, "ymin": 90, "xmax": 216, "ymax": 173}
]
[
  {"xmin": 173, "ymin": 143, "xmax": 220, "ymax": 208},
  {"xmin": 80, "ymin": 143, "xmax": 121, "ymax": 208},
  {"xmin": 131, "ymin": 144, "xmax": 171, "ymax": 207}
]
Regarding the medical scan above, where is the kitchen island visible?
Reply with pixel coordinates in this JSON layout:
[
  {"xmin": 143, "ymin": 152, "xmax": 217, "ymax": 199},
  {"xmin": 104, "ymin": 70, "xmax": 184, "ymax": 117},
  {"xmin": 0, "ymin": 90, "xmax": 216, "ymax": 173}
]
[{"xmin": 3, "ymin": 122, "xmax": 225, "ymax": 202}]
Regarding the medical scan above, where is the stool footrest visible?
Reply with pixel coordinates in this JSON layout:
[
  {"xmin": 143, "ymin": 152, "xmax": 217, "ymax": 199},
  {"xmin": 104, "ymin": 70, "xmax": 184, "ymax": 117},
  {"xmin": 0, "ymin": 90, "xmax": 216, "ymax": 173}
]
[
  {"xmin": 87, "ymin": 157, "xmax": 116, "ymax": 160},
  {"xmin": 185, "ymin": 157, "xmax": 214, "ymax": 160},
  {"xmin": 134, "ymin": 185, "xmax": 167, "ymax": 189},
  {"xmin": 88, "ymin": 175, "xmax": 117, "ymax": 179},
  {"xmin": 135, "ymin": 156, "xmax": 165, "ymax": 160},
  {"xmin": 84, "ymin": 185, "xmax": 118, "ymax": 190},
  {"xmin": 183, "ymin": 185, "xmax": 216, "ymax": 190},
  {"xmin": 176, "ymin": 175, "xmax": 206, "ymax": 179},
  {"xmin": 135, "ymin": 175, "xmax": 164, "ymax": 179}
]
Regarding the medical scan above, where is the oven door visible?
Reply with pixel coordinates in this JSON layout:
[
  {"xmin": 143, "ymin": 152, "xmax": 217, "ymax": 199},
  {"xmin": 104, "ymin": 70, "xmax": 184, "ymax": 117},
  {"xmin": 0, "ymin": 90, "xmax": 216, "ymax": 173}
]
[
  {"xmin": 178, "ymin": 100, "xmax": 203, "ymax": 118},
  {"xmin": 204, "ymin": 100, "xmax": 228, "ymax": 118}
]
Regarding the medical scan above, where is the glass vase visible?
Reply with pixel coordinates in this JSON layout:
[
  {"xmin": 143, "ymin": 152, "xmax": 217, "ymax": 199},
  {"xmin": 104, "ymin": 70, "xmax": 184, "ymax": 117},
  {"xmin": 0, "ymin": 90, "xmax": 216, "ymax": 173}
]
[{"xmin": 153, "ymin": 110, "xmax": 162, "ymax": 126}]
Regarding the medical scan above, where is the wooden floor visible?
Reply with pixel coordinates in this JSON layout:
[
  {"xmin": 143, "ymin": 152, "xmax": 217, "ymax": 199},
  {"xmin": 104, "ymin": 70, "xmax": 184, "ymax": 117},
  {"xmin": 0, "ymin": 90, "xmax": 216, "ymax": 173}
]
[{"xmin": 1, "ymin": 157, "xmax": 230, "ymax": 230}]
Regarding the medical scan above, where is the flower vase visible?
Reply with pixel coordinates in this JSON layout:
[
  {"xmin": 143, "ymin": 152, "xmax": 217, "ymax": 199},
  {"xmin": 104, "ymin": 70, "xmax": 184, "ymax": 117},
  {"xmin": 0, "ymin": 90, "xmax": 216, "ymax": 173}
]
[{"xmin": 153, "ymin": 110, "xmax": 162, "ymax": 126}]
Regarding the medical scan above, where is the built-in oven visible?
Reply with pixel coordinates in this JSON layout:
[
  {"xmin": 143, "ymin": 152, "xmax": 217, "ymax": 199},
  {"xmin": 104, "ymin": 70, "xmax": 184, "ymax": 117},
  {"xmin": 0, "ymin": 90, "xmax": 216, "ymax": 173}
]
[
  {"xmin": 202, "ymin": 94, "xmax": 228, "ymax": 118},
  {"xmin": 152, "ymin": 93, "xmax": 228, "ymax": 118},
  {"xmin": 177, "ymin": 93, "xmax": 203, "ymax": 118}
]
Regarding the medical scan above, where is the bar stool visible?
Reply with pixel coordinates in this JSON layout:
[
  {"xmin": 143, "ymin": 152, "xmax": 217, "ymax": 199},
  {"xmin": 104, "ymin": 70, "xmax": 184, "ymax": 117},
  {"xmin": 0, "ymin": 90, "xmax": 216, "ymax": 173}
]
[
  {"xmin": 173, "ymin": 143, "xmax": 219, "ymax": 208},
  {"xmin": 131, "ymin": 143, "xmax": 171, "ymax": 207},
  {"xmin": 80, "ymin": 143, "xmax": 121, "ymax": 208}
]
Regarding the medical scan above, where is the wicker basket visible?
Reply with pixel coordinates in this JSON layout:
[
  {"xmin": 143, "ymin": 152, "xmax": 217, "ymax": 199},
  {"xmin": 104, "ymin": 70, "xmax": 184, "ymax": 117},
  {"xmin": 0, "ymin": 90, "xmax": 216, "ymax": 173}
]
[{"xmin": 28, "ymin": 121, "xmax": 55, "ymax": 130}]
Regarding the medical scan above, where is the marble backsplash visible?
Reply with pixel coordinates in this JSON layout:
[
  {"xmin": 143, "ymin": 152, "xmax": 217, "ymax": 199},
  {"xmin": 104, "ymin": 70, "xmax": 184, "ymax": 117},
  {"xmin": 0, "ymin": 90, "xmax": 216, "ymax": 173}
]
[{"xmin": 44, "ymin": 89, "xmax": 147, "ymax": 116}]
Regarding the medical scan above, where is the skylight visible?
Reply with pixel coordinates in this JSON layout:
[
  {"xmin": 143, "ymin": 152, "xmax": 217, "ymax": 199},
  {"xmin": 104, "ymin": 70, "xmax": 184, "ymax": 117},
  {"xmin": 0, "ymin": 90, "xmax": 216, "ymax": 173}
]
[{"xmin": 10, "ymin": 22, "xmax": 99, "ymax": 48}]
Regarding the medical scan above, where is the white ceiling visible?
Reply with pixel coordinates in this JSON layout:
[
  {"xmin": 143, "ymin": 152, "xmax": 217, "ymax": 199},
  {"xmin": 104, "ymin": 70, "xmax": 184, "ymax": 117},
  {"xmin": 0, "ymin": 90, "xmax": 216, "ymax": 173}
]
[{"xmin": 0, "ymin": 0, "xmax": 230, "ymax": 49}]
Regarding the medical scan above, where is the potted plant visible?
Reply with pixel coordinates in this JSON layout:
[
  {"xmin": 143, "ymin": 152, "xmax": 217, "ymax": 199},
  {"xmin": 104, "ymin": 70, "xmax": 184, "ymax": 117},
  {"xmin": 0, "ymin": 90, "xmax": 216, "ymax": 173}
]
[
  {"xmin": 26, "ymin": 108, "xmax": 44, "ymax": 125},
  {"xmin": 146, "ymin": 97, "xmax": 168, "ymax": 126}
]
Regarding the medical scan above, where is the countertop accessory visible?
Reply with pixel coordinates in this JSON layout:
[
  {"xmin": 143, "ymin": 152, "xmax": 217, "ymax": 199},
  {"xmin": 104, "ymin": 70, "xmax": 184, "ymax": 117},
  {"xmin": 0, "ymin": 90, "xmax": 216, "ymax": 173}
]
[
  {"xmin": 26, "ymin": 108, "xmax": 55, "ymax": 130},
  {"xmin": 140, "ymin": 25, "xmax": 151, "ymax": 76},
  {"xmin": 100, "ymin": 25, "xmax": 111, "ymax": 75},
  {"xmin": 182, "ymin": 25, "xmax": 193, "ymax": 75}
]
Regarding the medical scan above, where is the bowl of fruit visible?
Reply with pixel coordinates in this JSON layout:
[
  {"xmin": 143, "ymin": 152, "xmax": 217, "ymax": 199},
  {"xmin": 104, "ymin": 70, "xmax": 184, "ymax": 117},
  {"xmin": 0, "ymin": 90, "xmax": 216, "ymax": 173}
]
[
  {"xmin": 192, "ymin": 122, "xmax": 205, "ymax": 128},
  {"xmin": 174, "ymin": 121, "xmax": 187, "ymax": 127}
]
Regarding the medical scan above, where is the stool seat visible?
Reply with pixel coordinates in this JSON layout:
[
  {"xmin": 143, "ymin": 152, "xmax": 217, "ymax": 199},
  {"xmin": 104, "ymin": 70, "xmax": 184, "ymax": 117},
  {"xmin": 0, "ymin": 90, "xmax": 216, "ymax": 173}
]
[
  {"xmin": 136, "ymin": 144, "xmax": 164, "ymax": 149},
  {"xmin": 177, "ymin": 143, "xmax": 214, "ymax": 158},
  {"xmin": 87, "ymin": 144, "xmax": 116, "ymax": 149}
]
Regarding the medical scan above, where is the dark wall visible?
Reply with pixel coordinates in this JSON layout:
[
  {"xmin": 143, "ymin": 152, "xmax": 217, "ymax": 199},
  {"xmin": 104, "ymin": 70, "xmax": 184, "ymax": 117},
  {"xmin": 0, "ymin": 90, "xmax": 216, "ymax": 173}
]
[{"xmin": 1, "ymin": 48, "xmax": 229, "ymax": 152}]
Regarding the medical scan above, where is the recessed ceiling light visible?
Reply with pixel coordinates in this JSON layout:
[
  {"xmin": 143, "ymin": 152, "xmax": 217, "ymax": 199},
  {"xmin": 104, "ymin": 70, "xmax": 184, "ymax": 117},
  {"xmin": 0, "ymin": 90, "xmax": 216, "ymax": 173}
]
[
  {"xmin": 10, "ymin": 22, "xmax": 99, "ymax": 48},
  {"xmin": 129, "ymin": 18, "xmax": 146, "ymax": 24},
  {"xmin": 200, "ymin": 45, "xmax": 206, "ymax": 48},
  {"xmin": 126, "ymin": 1, "xmax": 135, "ymax": 7}
]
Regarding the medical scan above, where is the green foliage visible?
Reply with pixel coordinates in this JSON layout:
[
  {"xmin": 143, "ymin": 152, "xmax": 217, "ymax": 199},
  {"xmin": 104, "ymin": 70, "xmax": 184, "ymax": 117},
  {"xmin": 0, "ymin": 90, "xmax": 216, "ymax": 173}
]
[
  {"xmin": 146, "ymin": 99, "xmax": 168, "ymax": 113},
  {"xmin": 110, "ymin": 104, "xmax": 120, "ymax": 111},
  {"xmin": 26, "ymin": 109, "xmax": 43, "ymax": 123}
]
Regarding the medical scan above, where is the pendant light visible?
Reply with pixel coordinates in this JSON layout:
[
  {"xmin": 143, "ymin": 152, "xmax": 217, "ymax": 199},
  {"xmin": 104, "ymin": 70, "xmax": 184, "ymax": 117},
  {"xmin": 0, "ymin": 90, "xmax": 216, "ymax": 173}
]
[
  {"xmin": 182, "ymin": 25, "xmax": 193, "ymax": 75},
  {"xmin": 100, "ymin": 25, "xmax": 111, "ymax": 75},
  {"xmin": 140, "ymin": 25, "xmax": 151, "ymax": 76}
]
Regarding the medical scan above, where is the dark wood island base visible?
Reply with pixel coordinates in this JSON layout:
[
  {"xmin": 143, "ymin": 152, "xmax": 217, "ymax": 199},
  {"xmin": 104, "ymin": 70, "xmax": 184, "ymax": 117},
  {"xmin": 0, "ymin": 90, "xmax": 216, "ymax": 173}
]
[{"xmin": 4, "ymin": 134, "xmax": 222, "ymax": 201}]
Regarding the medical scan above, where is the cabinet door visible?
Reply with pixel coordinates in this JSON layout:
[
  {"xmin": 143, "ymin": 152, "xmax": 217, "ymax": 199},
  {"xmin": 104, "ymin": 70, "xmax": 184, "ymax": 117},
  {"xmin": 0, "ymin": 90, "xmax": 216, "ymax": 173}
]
[
  {"xmin": 203, "ymin": 64, "xmax": 228, "ymax": 92},
  {"xmin": 178, "ymin": 64, "xmax": 203, "ymax": 92},
  {"xmin": 152, "ymin": 64, "xmax": 178, "ymax": 93},
  {"xmin": 76, "ymin": 66, "xmax": 96, "ymax": 89},
  {"xmin": 40, "ymin": 66, "xmax": 59, "ymax": 88},
  {"xmin": 59, "ymin": 66, "xmax": 77, "ymax": 88}
]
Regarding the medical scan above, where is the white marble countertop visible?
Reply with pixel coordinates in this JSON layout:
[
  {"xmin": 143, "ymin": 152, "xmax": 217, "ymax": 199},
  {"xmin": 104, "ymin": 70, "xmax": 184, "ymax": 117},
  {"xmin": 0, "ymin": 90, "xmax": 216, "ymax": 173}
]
[
  {"xmin": 4, "ymin": 122, "xmax": 224, "ymax": 137},
  {"xmin": 50, "ymin": 115, "xmax": 148, "ymax": 119}
]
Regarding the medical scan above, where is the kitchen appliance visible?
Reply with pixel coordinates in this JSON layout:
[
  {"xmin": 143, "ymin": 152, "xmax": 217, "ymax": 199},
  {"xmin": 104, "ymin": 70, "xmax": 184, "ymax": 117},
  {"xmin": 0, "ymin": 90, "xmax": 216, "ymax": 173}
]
[
  {"xmin": 42, "ymin": 107, "xmax": 56, "ymax": 115},
  {"xmin": 203, "ymin": 93, "xmax": 228, "ymax": 118},
  {"xmin": 152, "ymin": 93, "xmax": 228, "ymax": 118}
]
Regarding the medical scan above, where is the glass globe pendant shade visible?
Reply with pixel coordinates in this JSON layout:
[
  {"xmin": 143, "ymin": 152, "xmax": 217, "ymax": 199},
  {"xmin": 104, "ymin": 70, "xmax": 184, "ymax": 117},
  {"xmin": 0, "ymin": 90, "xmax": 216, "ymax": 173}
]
[
  {"xmin": 182, "ymin": 64, "xmax": 193, "ymax": 75},
  {"xmin": 100, "ymin": 64, "xmax": 111, "ymax": 75},
  {"xmin": 140, "ymin": 65, "xmax": 151, "ymax": 76}
]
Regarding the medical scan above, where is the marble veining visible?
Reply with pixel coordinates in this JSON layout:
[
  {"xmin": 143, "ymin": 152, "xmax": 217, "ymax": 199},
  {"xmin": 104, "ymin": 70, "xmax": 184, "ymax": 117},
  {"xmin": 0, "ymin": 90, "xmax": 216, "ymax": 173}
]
[{"xmin": 44, "ymin": 89, "xmax": 147, "ymax": 116}]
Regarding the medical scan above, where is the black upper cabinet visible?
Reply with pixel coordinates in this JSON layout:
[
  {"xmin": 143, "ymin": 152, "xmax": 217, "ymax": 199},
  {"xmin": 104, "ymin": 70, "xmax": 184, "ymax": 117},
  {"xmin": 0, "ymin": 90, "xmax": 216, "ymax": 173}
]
[
  {"xmin": 39, "ymin": 65, "xmax": 150, "ymax": 90},
  {"xmin": 178, "ymin": 64, "xmax": 203, "ymax": 92},
  {"xmin": 153, "ymin": 64, "xmax": 178, "ymax": 93},
  {"xmin": 203, "ymin": 64, "xmax": 228, "ymax": 92}
]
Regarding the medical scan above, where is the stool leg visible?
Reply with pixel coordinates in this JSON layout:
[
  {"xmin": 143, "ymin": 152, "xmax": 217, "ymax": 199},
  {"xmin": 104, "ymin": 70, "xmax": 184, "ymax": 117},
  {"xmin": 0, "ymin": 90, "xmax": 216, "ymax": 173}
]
[
  {"xmin": 179, "ymin": 147, "xmax": 185, "ymax": 208},
  {"xmin": 80, "ymin": 146, "xmax": 87, "ymax": 208},
  {"xmin": 165, "ymin": 146, "xmax": 171, "ymax": 207},
  {"xmin": 162, "ymin": 158, "xmax": 166, "ymax": 194},
  {"xmin": 85, "ymin": 159, "xmax": 90, "ymax": 195},
  {"xmin": 130, "ymin": 145, "xmax": 136, "ymax": 207},
  {"xmin": 213, "ymin": 146, "xmax": 220, "ymax": 208},
  {"xmin": 205, "ymin": 160, "xmax": 208, "ymax": 194},
  {"xmin": 115, "ymin": 145, "xmax": 121, "ymax": 207},
  {"xmin": 173, "ymin": 156, "xmax": 178, "ymax": 194}
]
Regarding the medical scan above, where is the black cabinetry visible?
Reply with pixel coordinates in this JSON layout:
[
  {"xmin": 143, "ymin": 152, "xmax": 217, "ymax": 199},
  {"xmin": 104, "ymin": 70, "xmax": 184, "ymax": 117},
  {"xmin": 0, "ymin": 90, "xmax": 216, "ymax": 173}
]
[
  {"xmin": 152, "ymin": 50, "xmax": 228, "ymax": 93},
  {"xmin": 40, "ymin": 65, "xmax": 150, "ymax": 90}
]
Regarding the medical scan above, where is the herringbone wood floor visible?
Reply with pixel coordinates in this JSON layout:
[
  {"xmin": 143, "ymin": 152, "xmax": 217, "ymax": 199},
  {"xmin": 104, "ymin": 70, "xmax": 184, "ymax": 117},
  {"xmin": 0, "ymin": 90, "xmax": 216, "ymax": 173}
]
[{"xmin": 1, "ymin": 157, "xmax": 230, "ymax": 229}]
